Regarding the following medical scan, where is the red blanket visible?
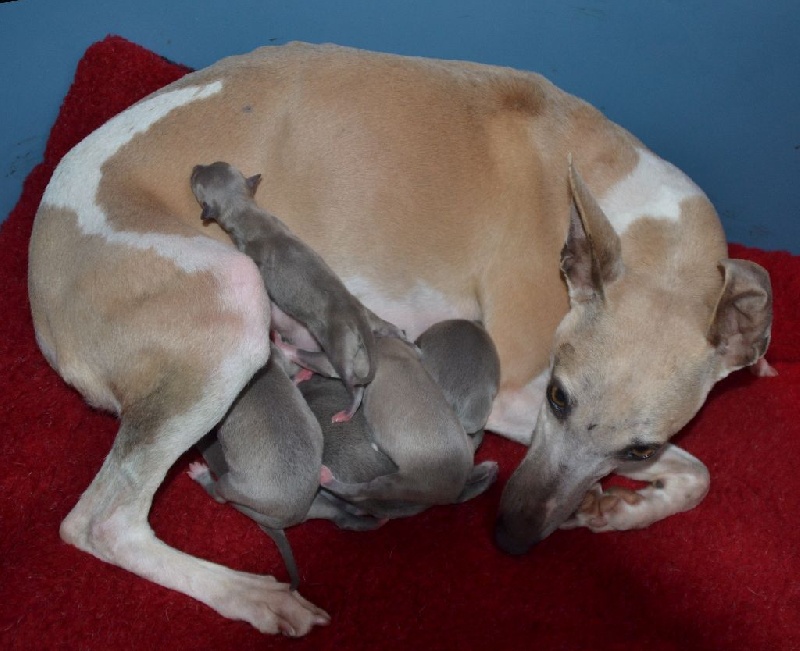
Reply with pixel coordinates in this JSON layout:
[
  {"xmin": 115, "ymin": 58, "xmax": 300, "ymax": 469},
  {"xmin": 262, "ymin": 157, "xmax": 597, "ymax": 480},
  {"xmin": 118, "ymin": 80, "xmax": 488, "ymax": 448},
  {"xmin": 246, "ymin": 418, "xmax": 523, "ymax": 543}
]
[{"xmin": 1, "ymin": 36, "xmax": 798, "ymax": 651}]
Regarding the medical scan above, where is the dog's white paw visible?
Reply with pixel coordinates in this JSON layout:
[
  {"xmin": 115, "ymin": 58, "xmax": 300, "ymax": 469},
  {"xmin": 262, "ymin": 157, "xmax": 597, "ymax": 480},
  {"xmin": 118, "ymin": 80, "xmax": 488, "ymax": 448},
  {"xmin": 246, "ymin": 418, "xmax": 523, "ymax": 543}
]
[
  {"xmin": 214, "ymin": 575, "xmax": 330, "ymax": 636},
  {"xmin": 562, "ymin": 445, "xmax": 711, "ymax": 533},
  {"xmin": 560, "ymin": 483, "xmax": 645, "ymax": 532}
]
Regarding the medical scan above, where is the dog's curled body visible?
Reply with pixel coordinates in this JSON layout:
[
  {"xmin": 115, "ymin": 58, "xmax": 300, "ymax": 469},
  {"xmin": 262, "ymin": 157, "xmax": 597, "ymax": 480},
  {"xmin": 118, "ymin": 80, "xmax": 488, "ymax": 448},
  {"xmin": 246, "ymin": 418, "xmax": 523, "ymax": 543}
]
[{"xmin": 28, "ymin": 42, "xmax": 772, "ymax": 633}]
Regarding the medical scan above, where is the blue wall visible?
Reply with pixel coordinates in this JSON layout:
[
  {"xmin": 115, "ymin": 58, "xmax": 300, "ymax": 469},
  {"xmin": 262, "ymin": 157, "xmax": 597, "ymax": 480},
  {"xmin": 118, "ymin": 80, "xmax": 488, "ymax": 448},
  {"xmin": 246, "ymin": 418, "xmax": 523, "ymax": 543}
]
[{"xmin": 2, "ymin": 0, "xmax": 798, "ymax": 252}]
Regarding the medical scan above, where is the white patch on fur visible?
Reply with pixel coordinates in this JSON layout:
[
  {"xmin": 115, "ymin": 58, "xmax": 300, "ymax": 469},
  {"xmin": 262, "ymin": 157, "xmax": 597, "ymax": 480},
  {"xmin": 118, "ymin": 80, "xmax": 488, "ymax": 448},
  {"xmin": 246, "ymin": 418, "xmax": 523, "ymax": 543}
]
[
  {"xmin": 343, "ymin": 276, "xmax": 481, "ymax": 339},
  {"xmin": 486, "ymin": 368, "xmax": 549, "ymax": 443},
  {"xmin": 598, "ymin": 148, "xmax": 704, "ymax": 234},
  {"xmin": 41, "ymin": 82, "xmax": 229, "ymax": 272}
]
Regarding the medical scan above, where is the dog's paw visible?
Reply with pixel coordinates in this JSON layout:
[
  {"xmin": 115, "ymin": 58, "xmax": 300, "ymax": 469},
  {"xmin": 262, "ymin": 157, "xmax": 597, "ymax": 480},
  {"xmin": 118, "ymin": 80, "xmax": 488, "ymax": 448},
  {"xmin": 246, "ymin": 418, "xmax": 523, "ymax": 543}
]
[
  {"xmin": 333, "ymin": 513, "xmax": 386, "ymax": 531},
  {"xmin": 214, "ymin": 575, "xmax": 330, "ymax": 636},
  {"xmin": 331, "ymin": 409, "xmax": 353, "ymax": 424},
  {"xmin": 559, "ymin": 484, "xmax": 643, "ymax": 532},
  {"xmin": 319, "ymin": 465, "xmax": 335, "ymax": 486}
]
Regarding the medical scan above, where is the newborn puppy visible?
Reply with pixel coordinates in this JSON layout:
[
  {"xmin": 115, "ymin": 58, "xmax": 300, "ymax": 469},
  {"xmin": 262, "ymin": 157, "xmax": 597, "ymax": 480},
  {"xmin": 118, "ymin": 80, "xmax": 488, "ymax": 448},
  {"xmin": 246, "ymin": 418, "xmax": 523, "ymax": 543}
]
[
  {"xmin": 416, "ymin": 319, "xmax": 501, "ymax": 446},
  {"xmin": 190, "ymin": 161, "xmax": 401, "ymax": 421},
  {"xmin": 285, "ymin": 321, "xmax": 500, "ymax": 517},
  {"xmin": 193, "ymin": 318, "xmax": 500, "ymax": 564},
  {"xmin": 188, "ymin": 344, "xmax": 323, "ymax": 589},
  {"xmin": 298, "ymin": 374, "xmax": 400, "ymax": 528}
]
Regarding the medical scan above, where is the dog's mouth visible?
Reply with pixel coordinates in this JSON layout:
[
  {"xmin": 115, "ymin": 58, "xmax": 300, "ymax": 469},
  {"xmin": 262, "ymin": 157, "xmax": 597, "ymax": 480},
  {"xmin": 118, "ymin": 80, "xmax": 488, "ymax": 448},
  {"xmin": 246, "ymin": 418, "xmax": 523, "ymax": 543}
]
[{"xmin": 493, "ymin": 439, "xmax": 608, "ymax": 554}]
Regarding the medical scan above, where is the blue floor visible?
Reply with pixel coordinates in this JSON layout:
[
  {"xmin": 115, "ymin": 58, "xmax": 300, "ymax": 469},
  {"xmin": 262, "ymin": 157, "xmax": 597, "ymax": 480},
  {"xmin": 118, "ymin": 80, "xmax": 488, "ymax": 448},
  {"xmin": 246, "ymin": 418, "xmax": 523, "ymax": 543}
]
[{"xmin": 1, "ymin": 0, "xmax": 798, "ymax": 252}]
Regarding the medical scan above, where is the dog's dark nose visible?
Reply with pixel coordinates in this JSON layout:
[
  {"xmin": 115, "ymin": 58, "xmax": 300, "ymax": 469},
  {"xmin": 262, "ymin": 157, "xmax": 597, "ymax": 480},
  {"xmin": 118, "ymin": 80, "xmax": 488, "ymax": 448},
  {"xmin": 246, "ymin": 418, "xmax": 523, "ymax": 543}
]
[{"xmin": 493, "ymin": 515, "xmax": 537, "ymax": 556}]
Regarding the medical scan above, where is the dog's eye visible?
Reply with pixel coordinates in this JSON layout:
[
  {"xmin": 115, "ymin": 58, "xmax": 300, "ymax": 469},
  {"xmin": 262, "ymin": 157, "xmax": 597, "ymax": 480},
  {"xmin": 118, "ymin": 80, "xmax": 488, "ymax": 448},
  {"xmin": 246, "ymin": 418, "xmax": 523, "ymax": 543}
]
[
  {"xmin": 621, "ymin": 444, "xmax": 661, "ymax": 461},
  {"xmin": 546, "ymin": 381, "xmax": 569, "ymax": 418}
]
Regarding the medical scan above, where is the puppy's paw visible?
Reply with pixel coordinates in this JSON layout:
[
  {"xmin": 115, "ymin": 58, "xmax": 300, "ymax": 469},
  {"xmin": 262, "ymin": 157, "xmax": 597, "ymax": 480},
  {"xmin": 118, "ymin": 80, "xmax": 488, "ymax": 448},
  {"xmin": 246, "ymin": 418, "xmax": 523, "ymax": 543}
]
[
  {"xmin": 333, "ymin": 513, "xmax": 386, "ymax": 531},
  {"xmin": 187, "ymin": 461, "xmax": 211, "ymax": 482},
  {"xmin": 319, "ymin": 465, "xmax": 335, "ymax": 486},
  {"xmin": 331, "ymin": 410, "xmax": 353, "ymax": 424},
  {"xmin": 293, "ymin": 368, "xmax": 314, "ymax": 385},
  {"xmin": 750, "ymin": 356, "xmax": 778, "ymax": 377}
]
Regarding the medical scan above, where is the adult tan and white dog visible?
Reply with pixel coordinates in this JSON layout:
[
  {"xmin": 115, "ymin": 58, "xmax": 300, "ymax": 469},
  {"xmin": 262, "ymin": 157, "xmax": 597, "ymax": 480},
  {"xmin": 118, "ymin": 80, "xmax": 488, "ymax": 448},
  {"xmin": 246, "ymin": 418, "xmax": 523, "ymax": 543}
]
[{"xmin": 28, "ymin": 43, "xmax": 772, "ymax": 635}]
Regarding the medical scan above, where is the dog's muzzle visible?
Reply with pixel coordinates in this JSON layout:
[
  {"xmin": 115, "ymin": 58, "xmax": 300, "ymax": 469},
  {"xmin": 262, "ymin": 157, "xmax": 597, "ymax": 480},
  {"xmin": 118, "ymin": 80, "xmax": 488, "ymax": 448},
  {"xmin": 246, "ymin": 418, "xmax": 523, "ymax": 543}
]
[
  {"xmin": 494, "ymin": 448, "xmax": 603, "ymax": 555},
  {"xmin": 493, "ymin": 512, "xmax": 543, "ymax": 556}
]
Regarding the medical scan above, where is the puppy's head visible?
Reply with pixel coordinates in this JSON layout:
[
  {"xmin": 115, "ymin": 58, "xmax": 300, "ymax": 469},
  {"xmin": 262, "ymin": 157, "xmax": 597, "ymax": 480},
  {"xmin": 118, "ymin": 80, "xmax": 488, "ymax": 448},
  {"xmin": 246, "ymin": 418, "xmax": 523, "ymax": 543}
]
[
  {"xmin": 190, "ymin": 161, "xmax": 262, "ymax": 223},
  {"xmin": 494, "ymin": 164, "xmax": 772, "ymax": 555}
]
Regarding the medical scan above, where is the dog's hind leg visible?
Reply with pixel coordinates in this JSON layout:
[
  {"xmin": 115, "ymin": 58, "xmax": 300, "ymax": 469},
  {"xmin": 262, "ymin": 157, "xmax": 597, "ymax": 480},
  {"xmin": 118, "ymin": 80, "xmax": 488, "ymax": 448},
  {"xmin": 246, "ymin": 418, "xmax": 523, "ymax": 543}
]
[
  {"xmin": 560, "ymin": 444, "xmax": 710, "ymax": 532},
  {"xmin": 187, "ymin": 462, "xmax": 303, "ymax": 591},
  {"xmin": 53, "ymin": 251, "xmax": 329, "ymax": 636}
]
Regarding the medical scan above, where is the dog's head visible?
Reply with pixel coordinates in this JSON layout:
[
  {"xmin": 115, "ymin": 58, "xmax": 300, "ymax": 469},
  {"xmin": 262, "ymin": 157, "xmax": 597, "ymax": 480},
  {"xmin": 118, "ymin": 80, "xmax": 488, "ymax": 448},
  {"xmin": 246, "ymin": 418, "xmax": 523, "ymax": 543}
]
[{"xmin": 494, "ymin": 164, "xmax": 772, "ymax": 554}]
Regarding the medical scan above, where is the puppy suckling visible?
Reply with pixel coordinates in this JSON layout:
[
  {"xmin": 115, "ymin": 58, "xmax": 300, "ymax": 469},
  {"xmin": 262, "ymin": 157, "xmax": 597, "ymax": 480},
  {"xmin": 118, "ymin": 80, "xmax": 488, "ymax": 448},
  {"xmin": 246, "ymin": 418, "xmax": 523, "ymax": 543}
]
[
  {"xmin": 188, "ymin": 343, "xmax": 322, "ymax": 590},
  {"xmin": 288, "ymin": 319, "xmax": 501, "ymax": 520},
  {"xmin": 188, "ymin": 162, "xmax": 499, "ymax": 584},
  {"xmin": 192, "ymin": 319, "xmax": 502, "ymax": 585}
]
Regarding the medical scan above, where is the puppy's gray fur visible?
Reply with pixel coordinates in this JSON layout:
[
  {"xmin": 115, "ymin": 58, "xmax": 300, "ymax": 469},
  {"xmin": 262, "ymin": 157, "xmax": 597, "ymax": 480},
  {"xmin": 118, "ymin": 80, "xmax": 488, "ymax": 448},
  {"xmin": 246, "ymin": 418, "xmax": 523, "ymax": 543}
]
[
  {"xmin": 192, "ymin": 344, "xmax": 321, "ymax": 589},
  {"xmin": 190, "ymin": 161, "xmax": 401, "ymax": 420}
]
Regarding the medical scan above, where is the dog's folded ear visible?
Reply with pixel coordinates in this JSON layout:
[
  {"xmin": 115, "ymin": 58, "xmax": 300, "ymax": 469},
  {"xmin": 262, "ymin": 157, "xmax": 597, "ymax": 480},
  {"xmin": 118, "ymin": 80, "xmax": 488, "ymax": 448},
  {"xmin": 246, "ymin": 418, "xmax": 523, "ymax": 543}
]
[
  {"xmin": 707, "ymin": 259, "xmax": 773, "ymax": 376},
  {"xmin": 560, "ymin": 161, "xmax": 623, "ymax": 303}
]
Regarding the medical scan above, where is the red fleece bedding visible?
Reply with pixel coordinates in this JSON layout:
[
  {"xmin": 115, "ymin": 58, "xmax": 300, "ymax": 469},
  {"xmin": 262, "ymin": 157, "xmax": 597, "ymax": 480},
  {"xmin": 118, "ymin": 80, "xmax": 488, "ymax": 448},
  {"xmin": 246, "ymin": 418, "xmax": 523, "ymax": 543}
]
[{"xmin": 1, "ymin": 36, "xmax": 798, "ymax": 651}]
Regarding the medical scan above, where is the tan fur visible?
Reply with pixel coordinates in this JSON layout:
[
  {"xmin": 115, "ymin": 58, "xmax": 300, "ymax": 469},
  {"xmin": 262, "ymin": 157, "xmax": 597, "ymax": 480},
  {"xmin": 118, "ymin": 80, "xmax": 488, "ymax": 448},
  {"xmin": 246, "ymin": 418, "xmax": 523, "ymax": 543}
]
[
  {"xmin": 89, "ymin": 44, "xmax": 658, "ymax": 396},
  {"xmin": 29, "ymin": 206, "xmax": 246, "ymax": 419}
]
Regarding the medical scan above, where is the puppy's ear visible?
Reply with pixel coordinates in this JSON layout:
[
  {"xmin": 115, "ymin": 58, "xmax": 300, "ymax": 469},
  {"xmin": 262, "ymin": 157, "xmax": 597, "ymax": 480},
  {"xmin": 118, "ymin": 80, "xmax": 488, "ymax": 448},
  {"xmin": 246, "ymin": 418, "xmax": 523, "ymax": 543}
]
[
  {"xmin": 246, "ymin": 174, "xmax": 262, "ymax": 197},
  {"xmin": 200, "ymin": 202, "xmax": 218, "ymax": 222},
  {"xmin": 707, "ymin": 259, "xmax": 773, "ymax": 377},
  {"xmin": 560, "ymin": 160, "xmax": 623, "ymax": 303}
]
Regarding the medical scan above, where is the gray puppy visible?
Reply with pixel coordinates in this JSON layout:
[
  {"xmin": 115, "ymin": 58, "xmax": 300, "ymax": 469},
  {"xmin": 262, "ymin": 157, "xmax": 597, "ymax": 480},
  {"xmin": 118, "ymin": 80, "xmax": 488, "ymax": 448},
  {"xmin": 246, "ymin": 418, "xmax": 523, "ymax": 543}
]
[
  {"xmin": 192, "ymin": 319, "xmax": 501, "ymax": 587},
  {"xmin": 415, "ymin": 319, "xmax": 501, "ymax": 447},
  {"xmin": 189, "ymin": 344, "xmax": 322, "ymax": 589},
  {"xmin": 284, "ymin": 321, "xmax": 500, "ymax": 516},
  {"xmin": 298, "ymin": 375, "xmax": 399, "ymax": 528},
  {"xmin": 190, "ymin": 161, "xmax": 401, "ymax": 421}
]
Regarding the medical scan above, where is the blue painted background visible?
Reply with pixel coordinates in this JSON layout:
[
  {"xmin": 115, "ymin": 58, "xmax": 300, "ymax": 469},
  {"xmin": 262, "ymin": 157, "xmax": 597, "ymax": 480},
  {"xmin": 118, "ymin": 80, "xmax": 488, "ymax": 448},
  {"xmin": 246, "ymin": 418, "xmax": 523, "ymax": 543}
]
[{"xmin": 1, "ymin": 0, "xmax": 798, "ymax": 252}]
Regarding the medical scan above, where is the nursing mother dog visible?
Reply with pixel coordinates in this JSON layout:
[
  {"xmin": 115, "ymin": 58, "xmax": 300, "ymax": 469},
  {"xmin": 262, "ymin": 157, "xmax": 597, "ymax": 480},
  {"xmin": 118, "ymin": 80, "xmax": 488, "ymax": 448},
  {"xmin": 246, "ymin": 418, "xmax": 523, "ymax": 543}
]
[{"xmin": 28, "ymin": 42, "xmax": 772, "ymax": 635}]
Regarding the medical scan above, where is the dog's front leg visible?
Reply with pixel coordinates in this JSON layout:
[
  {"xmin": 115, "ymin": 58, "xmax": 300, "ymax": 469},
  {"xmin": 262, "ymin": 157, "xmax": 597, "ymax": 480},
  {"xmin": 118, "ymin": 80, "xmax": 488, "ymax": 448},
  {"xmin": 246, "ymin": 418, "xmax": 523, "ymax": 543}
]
[{"xmin": 559, "ymin": 444, "xmax": 710, "ymax": 532}]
